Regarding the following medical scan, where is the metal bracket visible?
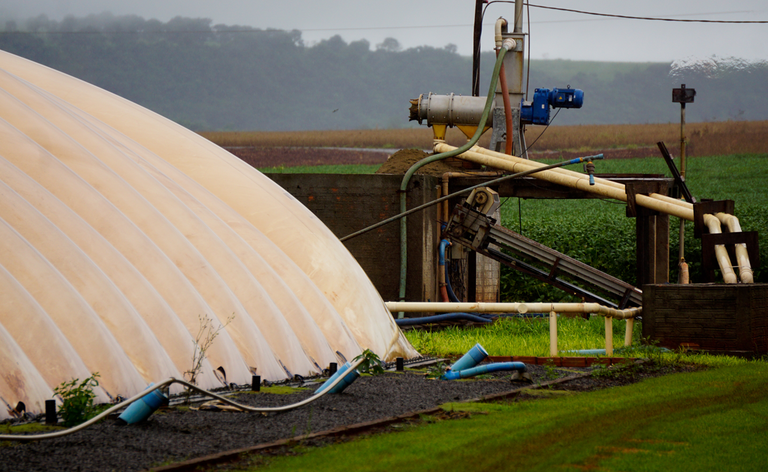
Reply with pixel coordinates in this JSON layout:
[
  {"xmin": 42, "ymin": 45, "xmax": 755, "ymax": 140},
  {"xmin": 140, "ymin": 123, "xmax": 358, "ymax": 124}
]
[
  {"xmin": 625, "ymin": 182, "xmax": 661, "ymax": 218},
  {"xmin": 693, "ymin": 200, "xmax": 734, "ymax": 238}
]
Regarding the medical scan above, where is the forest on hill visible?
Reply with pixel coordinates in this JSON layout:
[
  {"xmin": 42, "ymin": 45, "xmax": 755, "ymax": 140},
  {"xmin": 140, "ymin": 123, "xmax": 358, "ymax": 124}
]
[{"xmin": 2, "ymin": 13, "xmax": 767, "ymax": 131}]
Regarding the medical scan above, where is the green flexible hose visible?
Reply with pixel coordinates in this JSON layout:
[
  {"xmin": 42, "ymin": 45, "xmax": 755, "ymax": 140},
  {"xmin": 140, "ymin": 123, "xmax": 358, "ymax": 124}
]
[{"xmin": 396, "ymin": 39, "xmax": 514, "ymax": 318}]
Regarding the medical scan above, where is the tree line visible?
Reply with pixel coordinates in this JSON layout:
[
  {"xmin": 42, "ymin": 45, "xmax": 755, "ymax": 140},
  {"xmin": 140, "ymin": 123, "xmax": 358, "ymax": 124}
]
[{"xmin": 2, "ymin": 13, "xmax": 767, "ymax": 131}]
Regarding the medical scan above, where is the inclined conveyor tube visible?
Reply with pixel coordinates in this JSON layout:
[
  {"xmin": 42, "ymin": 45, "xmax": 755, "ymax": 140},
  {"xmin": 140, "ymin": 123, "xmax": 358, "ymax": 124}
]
[{"xmin": 434, "ymin": 143, "xmax": 754, "ymax": 284}]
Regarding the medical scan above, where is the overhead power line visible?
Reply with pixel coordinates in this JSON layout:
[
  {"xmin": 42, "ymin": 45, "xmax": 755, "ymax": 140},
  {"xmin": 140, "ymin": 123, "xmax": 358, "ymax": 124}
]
[{"xmin": 525, "ymin": 2, "xmax": 768, "ymax": 24}]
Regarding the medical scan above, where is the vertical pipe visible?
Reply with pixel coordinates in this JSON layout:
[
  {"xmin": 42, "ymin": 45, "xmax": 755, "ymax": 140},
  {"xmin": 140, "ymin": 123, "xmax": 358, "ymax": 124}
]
[
  {"xmin": 549, "ymin": 310, "xmax": 557, "ymax": 357},
  {"xmin": 605, "ymin": 317, "xmax": 614, "ymax": 357},
  {"xmin": 624, "ymin": 318, "xmax": 634, "ymax": 347},
  {"xmin": 514, "ymin": 0, "xmax": 524, "ymax": 33},
  {"xmin": 442, "ymin": 175, "xmax": 449, "ymax": 223},
  {"xmin": 680, "ymin": 102, "xmax": 687, "ymax": 177}
]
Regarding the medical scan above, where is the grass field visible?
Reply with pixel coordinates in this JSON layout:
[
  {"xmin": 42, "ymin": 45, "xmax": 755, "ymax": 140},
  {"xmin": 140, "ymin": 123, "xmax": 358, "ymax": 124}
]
[
  {"xmin": 242, "ymin": 361, "xmax": 768, "ymax": 472},
  {"xmin": 405, "ymin": 315, "xmax": 638, "ymax": 358}
]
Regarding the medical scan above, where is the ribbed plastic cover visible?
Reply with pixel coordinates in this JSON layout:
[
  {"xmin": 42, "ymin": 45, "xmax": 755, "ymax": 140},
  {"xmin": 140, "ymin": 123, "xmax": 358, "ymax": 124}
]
[{"xmin": 0, "ymin": 51, "xmax": 417, "ymax": 420}]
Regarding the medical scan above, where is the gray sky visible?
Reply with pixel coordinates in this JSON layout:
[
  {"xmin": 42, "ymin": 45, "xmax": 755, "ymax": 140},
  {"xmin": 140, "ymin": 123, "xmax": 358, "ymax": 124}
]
[{"xmin": 2, "ymin": 1, "xmax": 767, "ymax": 63}]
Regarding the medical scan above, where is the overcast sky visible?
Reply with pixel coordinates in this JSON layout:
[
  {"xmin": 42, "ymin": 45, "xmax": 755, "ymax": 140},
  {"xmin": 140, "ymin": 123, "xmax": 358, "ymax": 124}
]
[{"xmin": 2, "ymin": 0, "xmax": 767, "ymax": 63}]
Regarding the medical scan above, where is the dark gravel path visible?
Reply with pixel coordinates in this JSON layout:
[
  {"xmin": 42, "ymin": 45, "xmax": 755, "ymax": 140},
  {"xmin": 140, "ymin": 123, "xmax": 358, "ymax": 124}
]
[{"xmin": 0, "ymin": 361, "xmax": 690, "ymax": 472}]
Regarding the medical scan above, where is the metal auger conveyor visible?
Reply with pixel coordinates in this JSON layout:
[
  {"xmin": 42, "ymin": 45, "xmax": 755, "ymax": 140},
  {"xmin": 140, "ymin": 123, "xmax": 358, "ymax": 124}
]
[{"xmin": 445, "ymin": 203, "xmax": 643, "ymax": 309}]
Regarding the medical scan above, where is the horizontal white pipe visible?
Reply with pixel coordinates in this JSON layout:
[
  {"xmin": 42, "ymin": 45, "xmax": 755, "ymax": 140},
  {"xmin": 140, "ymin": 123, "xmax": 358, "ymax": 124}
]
[
  {"xmin": 435, "ymin": 143, "xmax": 752, "ymax": 284},
  {"xmin": 385, "ymin": 302, "xmax": 641, "ymax": 320},
  {"xmin": 435, "ymin": 143, "xmax": 694, "ymax": 220}
]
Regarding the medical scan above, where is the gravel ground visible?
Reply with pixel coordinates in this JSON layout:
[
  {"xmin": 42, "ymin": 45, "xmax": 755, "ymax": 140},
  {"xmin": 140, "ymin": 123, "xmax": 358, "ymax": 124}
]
[{"xmin": 0, "ymin": 361, "xmax": 693, "ymax": 472}]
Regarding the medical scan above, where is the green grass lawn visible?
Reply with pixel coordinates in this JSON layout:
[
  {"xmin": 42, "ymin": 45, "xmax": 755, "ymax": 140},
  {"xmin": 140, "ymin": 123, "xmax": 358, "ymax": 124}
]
[
  {"xmin": 405, "ymin": 315, "xmax": 639, "ymax": 358},
  {"xmin": 233, "ymin": 361, "xmax": 768, "ymax": 472}
]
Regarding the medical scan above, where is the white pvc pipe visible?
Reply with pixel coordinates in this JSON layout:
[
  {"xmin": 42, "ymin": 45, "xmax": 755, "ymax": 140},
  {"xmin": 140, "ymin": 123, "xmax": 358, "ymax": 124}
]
[
  {"xmin": 549, "ymin": 310, "xmax": 557, "ymax": 357},
  {"xmin": 605, "ymin": 317, "xmax": 614, "ymax": 357},
  {"xmin": 434, "ymin": 143, "xmax": 749, "ymax": 284},
  {"xmin": 716, "ymin": 212, "xmax": 754, "ymax": 283},
  {"xmin": 436, "ymin": 142, "xmax": 694, "ymax": 220},
  {"xmin": 494, "ymin": 18, "xmax": 507, "ymax": 48},
  {"xmin": 703, "ymin": 214, "xmax": 738, "ymax": 284},
  {"xmin": 385, "ymin": 301, "xmax": 641, "ymax": 320},
  {"xmin": 624, "ymin": 318, "xmax": 634, "ymax": 347}
]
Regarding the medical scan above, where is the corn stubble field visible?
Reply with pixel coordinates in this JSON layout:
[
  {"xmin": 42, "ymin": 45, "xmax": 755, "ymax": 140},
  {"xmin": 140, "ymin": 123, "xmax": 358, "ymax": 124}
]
[{"xmin": 202, "ymin": 120, "xmax": 768, "ymax": 158}]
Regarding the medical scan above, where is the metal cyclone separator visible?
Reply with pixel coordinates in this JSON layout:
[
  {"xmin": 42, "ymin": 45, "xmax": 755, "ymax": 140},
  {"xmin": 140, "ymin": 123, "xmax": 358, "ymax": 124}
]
[{"xmin": 440, "ymin": 343, "xmax": 529, "ymax": 381}]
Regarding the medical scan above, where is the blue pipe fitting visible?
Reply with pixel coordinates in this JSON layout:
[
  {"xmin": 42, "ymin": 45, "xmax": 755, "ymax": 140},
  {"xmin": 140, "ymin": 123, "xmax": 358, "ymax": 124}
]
[
  {"xmin": 316, "ymin": 361, "xmax": 360, "ymax": 394},
  {"xmin": 439, "ymin": 240, "xmax": 450, "ymax": 266},
  {"xmin": 117, "ymin": 383, "xmax": 167, "ymax": 425},
  {"xmin": 450, "ymin": 343, "xmax": 488, "ymax": 372},
  {"xmin": 441, "ymin": 362, "xmax": 527, "ymax": 380}
]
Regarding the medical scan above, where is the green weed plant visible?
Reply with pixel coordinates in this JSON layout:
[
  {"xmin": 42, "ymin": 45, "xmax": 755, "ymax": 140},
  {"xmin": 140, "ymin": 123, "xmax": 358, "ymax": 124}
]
[
  {"xmin": 52, "ymin": 372, "xmax": 101, "ymax": 427},
  {"xmin": 353, "ymin": 349, "xmax": 385, "ymax": 375}
]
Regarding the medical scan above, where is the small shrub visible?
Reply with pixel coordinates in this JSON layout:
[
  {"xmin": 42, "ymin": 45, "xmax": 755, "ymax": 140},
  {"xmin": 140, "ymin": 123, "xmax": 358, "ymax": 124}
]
[
  {"xmin": 353, "ymin": 349, "xmax": 385, "ymax": 375},
  {"xmin": 53, "ymin": 373, "xmax": 101, "ymax": 427}
]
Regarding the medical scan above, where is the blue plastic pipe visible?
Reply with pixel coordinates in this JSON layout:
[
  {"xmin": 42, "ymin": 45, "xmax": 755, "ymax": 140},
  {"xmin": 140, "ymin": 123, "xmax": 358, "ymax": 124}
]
[
  {"xmin": 315, "ymin": 362, "xmax": 360, "ymax": 394},
  {"xmin": 117, "ymin": 383, "xmax": 167, "ymax": 424},
  {"xmin": 395, "ymin": 313, "xmax": 492, "ymax": 326},
  {"xmin": 441, "ymin": 362, "xmax": 527, "ymax": 380},
  {"xmin": 450, "ymin": 343, "xmax": 488, "ymax": 372}
]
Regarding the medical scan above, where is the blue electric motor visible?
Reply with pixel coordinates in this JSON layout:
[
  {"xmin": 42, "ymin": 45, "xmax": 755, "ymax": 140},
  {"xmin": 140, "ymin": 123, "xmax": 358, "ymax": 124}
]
[{"xmin": 520, "ymin": 87, "xmax": 584, "ymax": 125}]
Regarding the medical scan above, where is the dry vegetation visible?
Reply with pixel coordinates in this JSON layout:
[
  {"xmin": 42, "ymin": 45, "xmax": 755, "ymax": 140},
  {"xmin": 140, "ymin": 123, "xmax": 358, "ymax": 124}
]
[{"xmin": 200, "ymin": 120, "xmax": 768, "ymax": 157}]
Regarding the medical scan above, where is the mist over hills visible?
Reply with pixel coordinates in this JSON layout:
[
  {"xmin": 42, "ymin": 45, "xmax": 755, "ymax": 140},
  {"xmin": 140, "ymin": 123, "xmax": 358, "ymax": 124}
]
[{"xmin": 2, "ymin": 13, "xmax": 767, "ymax": 131}]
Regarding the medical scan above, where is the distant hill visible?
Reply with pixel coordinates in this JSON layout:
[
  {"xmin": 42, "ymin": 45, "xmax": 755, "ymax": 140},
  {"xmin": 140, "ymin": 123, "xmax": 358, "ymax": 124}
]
[{"xmin": 2, "ymin": 13, "xmax": 767, "ymax": 131}]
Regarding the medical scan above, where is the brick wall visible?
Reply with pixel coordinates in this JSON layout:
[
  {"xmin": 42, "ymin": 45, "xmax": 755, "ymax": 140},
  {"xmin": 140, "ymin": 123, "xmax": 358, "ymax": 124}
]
[
  {"xmin": 643, "ymin": 283, "xmax": 768, "ymax": 354},
  {"xmin": 268, "ymin": 174, "xmax": 439, "ymax": 303}
]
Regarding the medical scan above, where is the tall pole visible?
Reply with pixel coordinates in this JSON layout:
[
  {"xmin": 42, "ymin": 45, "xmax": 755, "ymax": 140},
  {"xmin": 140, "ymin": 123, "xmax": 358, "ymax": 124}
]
[
  {"xmin": 673, "ymin": 83, "xmax": 695, "ymax": 283},
  {"xmin": 471, "ymin": 0, "xmax": 485, "ymax": 97},
  {"xmin": 679, "ymin": 97, "xmax": 686, "ymax": 264}
]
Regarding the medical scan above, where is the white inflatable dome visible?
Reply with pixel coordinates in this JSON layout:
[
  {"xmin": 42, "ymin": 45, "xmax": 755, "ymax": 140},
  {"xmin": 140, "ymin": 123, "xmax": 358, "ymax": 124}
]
[{"xmin": 0, "ymin": 50, "xmax": 417, "ymax": 420}]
